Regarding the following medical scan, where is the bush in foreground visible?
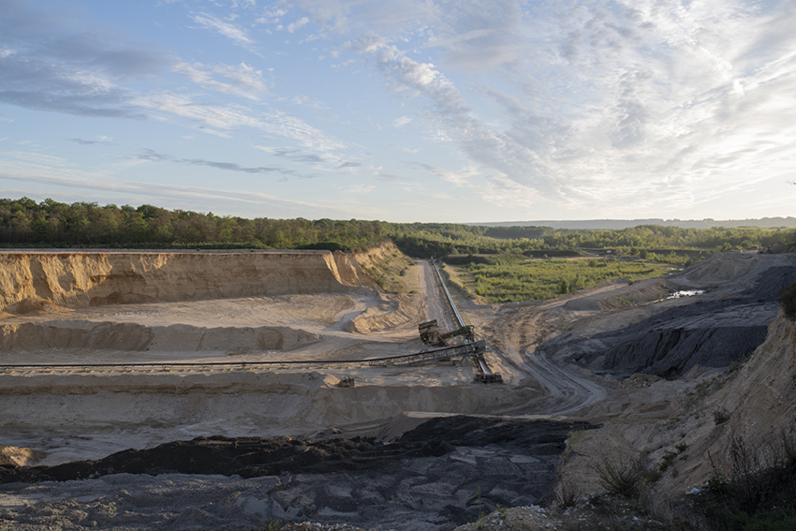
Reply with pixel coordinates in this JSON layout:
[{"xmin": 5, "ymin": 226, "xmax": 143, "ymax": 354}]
[{"xmin": 780, "ymin": 280, "xmax": 796, "ymax": 320}]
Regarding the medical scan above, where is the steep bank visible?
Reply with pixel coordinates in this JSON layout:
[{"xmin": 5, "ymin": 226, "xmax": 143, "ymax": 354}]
[
  {"xmin": 0, "ymin": 250, "xmax": 377, "ymax": 312},
  {"xmin": 663, "ymin": 308, "xmax": 796, "ymax": 494},
  {"xmin": 353, "ymin": 242, "xmax": 415, "ymax": 293}
]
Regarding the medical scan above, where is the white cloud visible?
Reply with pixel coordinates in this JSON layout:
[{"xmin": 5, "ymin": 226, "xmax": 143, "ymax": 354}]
[
  {"xmin": 391, "ymin": 143, "xmax": 417, "ymax": 154},
  {"xmin": 347, "ymin": 184, "xmax": 375, "ymax": 194},
  {"xmin": 69, "ymin": 136, "xmax": 114, "ymax": 145},
  {"xmin": 287, "ymin": 17, "xmax": 310, "ymax": 33},
  {"xmin": 256, "ymin": 8, "xmax": 288, "ymax": 24},
  {"xmin": 253, "ymin": 145, "xmax": 279, "ymax": 153},
  {"xmin": 418, "ymin": 163, "xmax": 478, "ymax": 187},
  {"xmin": 132, "ymin": 93, "xmax": 347, "ymax": 151},
  {"xmin": 393, "ymin": 116, "xmax": 412, "ymax": 128}
]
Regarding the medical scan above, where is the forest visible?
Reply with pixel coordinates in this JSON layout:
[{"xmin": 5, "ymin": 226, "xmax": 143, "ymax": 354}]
[{"xmin": 1, "ymin": 197, "xmax": 793, "ymax": 258}]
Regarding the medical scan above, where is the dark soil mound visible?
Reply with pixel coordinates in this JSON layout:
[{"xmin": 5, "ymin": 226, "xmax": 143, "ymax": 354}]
[
  {"xmin": 0, "ymin": 417, "xmax": 593, "ymax": 529},
  {"xmin": 0, "ymin": 416, "xmax": 591, "ymax": 485}
]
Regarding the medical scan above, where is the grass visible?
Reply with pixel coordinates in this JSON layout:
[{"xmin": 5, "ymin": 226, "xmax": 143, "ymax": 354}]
[{"xmin": 447, "ymin": 254, "xmax": 677, "ymax": 303}]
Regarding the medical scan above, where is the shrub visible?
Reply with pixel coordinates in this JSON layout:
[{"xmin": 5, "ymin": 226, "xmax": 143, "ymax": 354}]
[
  {"xmin": 780, "ymin": 281, "xmax": 796, "ymax": 320},
  {"xmin": 713, "ymin": 409, "xmax": 731, "ymax": 425},
  {"xmin": 699, "ymin": 432, "xmax": 796, "ymax": 530},
  {"xmin": 594, "ymin": 455, "xmax": 646, "ymax": 500}
]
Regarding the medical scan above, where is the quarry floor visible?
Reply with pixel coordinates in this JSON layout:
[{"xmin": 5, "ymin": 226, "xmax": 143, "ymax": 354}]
[{"xmin": 1, "ymin": 251, "xmax": 795, "ymax": 531}]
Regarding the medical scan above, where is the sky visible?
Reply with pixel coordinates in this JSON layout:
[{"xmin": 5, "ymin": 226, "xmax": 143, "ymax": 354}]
[{"xmin": 1, "ymin": 0, "xmax": 795, "ymax": 223}]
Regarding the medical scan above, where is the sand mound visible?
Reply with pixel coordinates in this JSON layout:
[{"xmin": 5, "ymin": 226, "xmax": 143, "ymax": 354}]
[
  {"xmin": 5, "ymin": 297, "xmax": 74, "ymax": 316},
  {"xmin": 626, "ymin": 309, "xmax": 795, "ymax": 497},
  {"xmin": 0, "ymin": 321, "xmax": 320, "ymax": 353},
  {"xmin": 0, "ymin": 446, "xmax": 45, "ymax": 466},
  {"xmin": 0, "ymin": 250, "xmax": 377, "ymax": 311},
  {"xmin": 345, "ymin": 293, "xmax": 425, "ymax": 333}
]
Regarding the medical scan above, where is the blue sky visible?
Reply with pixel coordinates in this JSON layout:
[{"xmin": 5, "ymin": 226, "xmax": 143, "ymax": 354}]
[{"xmin": 1, "ymin": 0, "xmax": 794, "ymax": 222}]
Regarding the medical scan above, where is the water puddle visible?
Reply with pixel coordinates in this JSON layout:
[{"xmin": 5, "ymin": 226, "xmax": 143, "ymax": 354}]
[{"xmin": 666, "ymin": 290, "xmax": 705, "ymax": 300}]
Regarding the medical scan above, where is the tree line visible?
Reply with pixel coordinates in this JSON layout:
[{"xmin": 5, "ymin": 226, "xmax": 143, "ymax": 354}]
[{"xmin": 1, "ymin": 197, "xmax": 793, "ymax": 256}]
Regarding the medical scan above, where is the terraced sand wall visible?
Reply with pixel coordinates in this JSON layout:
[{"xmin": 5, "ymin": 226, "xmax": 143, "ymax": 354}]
[
  {"xmin": 0, "ymin": 250, "xmax": 379, "ymax": 311},
  {"xmin": 0, "ymin": 321, "xmax": 319, "ymax": 352}
]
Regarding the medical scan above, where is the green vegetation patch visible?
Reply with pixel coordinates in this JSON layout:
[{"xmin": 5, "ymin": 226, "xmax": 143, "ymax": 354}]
[{"xmin": 451, "ymin": 256, "xmax": 674, "ymax": 303}]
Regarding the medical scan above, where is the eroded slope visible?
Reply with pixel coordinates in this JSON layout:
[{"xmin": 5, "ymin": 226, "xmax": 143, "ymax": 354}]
[{"xmin": 0, "ymin": 250, "xmax": 377, "ymax": 312}]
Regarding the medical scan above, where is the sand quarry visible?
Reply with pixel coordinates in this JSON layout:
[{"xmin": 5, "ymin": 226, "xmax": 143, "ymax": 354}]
[{"xmin": 1, "ymin": 244, "xmax": 795, "ymax": 530}]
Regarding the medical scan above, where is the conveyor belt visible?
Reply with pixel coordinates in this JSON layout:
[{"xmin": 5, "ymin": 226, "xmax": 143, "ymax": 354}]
[
  {"xmin": 0, "ymin": 341, "xmax": 486, "ymax": 374},
  {"xmin": 430, "ymin": 258, "xmax": 466, "ymax": 328},
  {"xmin": 429, "ymin": 259, "xmax": 501, "ymax": 383}
]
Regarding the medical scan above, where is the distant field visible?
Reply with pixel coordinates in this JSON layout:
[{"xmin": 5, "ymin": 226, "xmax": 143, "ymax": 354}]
[{"xmin": 443, "ymin": 255, "xmax": 680, "ymax": 303}]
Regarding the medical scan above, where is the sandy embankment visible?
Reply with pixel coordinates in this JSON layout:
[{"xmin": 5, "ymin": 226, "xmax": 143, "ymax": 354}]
[{"xmin": 0, "ymin": 249, "xmax": 378, "ymax": 310}]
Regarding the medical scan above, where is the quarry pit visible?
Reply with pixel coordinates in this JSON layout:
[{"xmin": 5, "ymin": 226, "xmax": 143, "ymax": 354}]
[
  {"xmin": 1, "ymin": 246, "xmax": 795, "ymax": 530},
  {"xmin": 0, "ymin": 248, "xmax": 528, "ymax": 462}
]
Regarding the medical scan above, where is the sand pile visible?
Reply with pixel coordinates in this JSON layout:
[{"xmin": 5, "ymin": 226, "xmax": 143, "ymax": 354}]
[
  {"xmin": 4, "ymin": 296, "xmax": 75, "ymax": 316},
  {"xmin": 353, "ymin": 242, "xmax": 414, "ymax": 293},
  {"xmin": 0, "ymin": 446, "xmax": 44, "ymax": 467},
  {"xmin": 345, "ymin": 293, "xmax": 424, "ymax": 333},
  {"xmin": 553, "ymin": 303, "xmax": 796, "ymax": 505},
  {"xmin": 0, "ymin": 250, "xmax": 376, "ymax": 311}
]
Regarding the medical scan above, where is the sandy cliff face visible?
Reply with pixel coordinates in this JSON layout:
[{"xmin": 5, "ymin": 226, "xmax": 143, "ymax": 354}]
[
  {"xmin": 649, "ymin": 310, "xmax": 796, "ymax": 494},
  {"xmin": 700, "ymin": 311, "xmax": 796, "ymax": 472},
  {"xmin": 718, "ymin": 311, "xmax": 796, "ymax": 436},
  {"xmin": 0, "ymin": 251, "xmax": 375, "ymax": 312}
]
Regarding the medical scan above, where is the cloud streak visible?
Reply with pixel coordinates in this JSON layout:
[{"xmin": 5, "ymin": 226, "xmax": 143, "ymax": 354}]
[
  {"xmin": 189, "ymin": 12, "xmax": 260, "ymax": 55},
  {"xmin": 130, "ymin": 149, "xmax": 304, "ymax": 179},
  {"xmin": 172, "ymin": 61, "xmax": 269, "ymax": 100}
]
